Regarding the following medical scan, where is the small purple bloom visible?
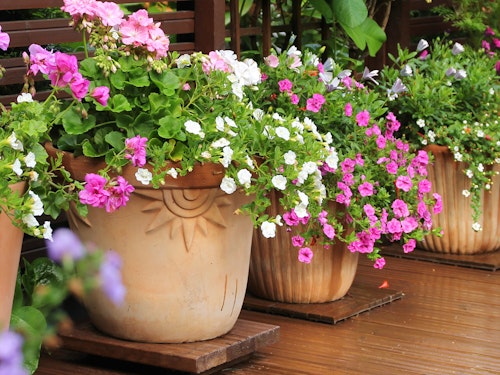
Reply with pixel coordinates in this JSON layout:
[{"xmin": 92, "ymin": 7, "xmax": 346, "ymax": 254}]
[
  {"xmin": 0, "ymin": 331, "xmax": 28, "ymax": 375},
  {"xmin": 99, "ymin": 251, "xmax": 126, "ymax": 305},
  {"xmin": 298, "ymin": 247, "xmax": 313, "ymax": 263},
  {"xmin": 374, "ymin": 257, "xmax": 386, "ymax": 269},
  {"xmin": 46, "ymin": 228, "xmax": 85, "ymax": 262}
]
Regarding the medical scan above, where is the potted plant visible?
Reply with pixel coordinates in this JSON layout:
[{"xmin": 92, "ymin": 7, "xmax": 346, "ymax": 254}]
[
  {"xmin": 242, "ymin": 46, "xmax": 442, "ymax": 303},
  {"xmin": 3, "ymin": 227, "xmax": 125, "ymax": 375},
  {"xmin": 0, "ymin": 25, "xmax": 64, "ymax": 334},
  {"xmin": 377, "ymin": 32, "xmax": 500, "ymax": 254},
  {"xmin": 2, "ymin": 0, "xmax": 344, "ymax": 343}
]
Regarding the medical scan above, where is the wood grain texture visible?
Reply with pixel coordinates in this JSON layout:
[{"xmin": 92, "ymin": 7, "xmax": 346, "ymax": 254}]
[{"xmin": 37, "ymin": 255, "xmax": 500, "ymax": 374}]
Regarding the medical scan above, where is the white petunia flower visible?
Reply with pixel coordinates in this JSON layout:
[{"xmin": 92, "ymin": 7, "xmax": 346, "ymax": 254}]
[
  {"xmin": 166, "ymin": 168, "xmax": 178, "ymax": 179},
  {"xmin": 478, "ymin": 163, "xmax": 484, "ymax": 173},
  {"xmin": 184, "ymin": 120, "xmax": 205, "ymax": 138},
  {"xmin": 17, "ymin": 93, "xmax": 34, "ymax": 103},
  {"xmin": 43, "ymin": 221, "xmax": 53, "ymax": 241},
  {"xmin": 215, "ymin": 116, "xmax": 225, "ymax": 131},
  {"xmin": 284, "ymin": 150, "xmax": 296, "ymax": 165},
  {"xmin": 465, "ymin": 169, "xmax": 473, "ymax": 178},
  {"xmin": 454, "ymin": 152, "xmax": 463, "ymax": 162},
  {"xmin": 8, "ymin": 132, "xmax": 23, "ymax": 151},
  {"xmin": 29, "ymin": 191, "xmax": 44, "ymax": 216},
  {"xmin": 237, "ymin": 169, "xmax": 252, "ymax": 188},
  {"xmin": 472, "ymin": 222, "xmax": 482, "ymax": 232},
  {"xmin": 454, "ymin": 69, "xmax": 467, "ymax": 80},
  {"xmin": 135, "ymin": 168, "xmax": 153, "ymax": 185},
  {"xmin": 245, "ymin": 155, "xmax": 255, "ymax": 169},
  {"xmin": 275, "ymin": 126, "xmax": 290, "ymax": 141},
  {"xmin": 221, "ymin": 146, "xmax": 233, "ymax": 168},
  {"xmin": 416, "ymin": 119, "xmax": 426, "ymax": 128},
  {"xmin": 451, "ymin": 42, "xmax": 464, "ymax": 55},
  {"xmin": 24, "ymin": 152, "xmax": 36, "ymax": 168},
  {"xmin": 22, "ymin": 214, "xmax": 39, "ymax": 228},
  {"xmin": 294, "ymin": 202, "xmax": 308, "ymax": 218},
  {"xmin": 325, "ymin": 147, "xmax": 339, "ymax": 170},
  {"xmin": 201, "ymin": 151, "xmax": 212, "ymax": 159},
  {"xmin": 220, "ymin": 176, "xmax": 237, "ymax": 194},
  {"xmin": 211, "ymin": 138, "xmax": 230, "ymax": 148},
  {"xmin": 29, "ymin": 171, "xmax": 39, "ymax": 182},
  {"xmin": 462, "ymin": 190, "xmax": 470, "ymax": 197},
  {"xmin": 302, "ymin": 161, "xmax": 318, "ymax": 175},
  {"xmin": 252, "ymin": 108, "xmax": 264, "ymax": 121},
  {"xmin": 12, "ymin": 159, "xmax": 23, "ymax": 176},
  {"xmin": 260, "ymin": 221, "xmax": 277, "ymax": 238},
  {"xmin": 271, "ymin": 175, "xmax": 287, "ymax": 190},
  {"xmin": 400, "ymin": 64, "xmax": 413, "ymax": 77},
  {"xmin": 417, "ymin": 39, "xmax": 429, "ymax": 52}
]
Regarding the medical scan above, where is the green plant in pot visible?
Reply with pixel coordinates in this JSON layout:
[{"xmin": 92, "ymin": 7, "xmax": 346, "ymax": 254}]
[
  {"xmin": 4, "ymin": 0, "xmax": 342, "ymax": 343},
  {"xmin": 243, "ymin": 46, "xmax": 443, "ymax": 302},
  {"xmin": 376, "ymin": 32, "xmax": 500, "ymax": 254}
]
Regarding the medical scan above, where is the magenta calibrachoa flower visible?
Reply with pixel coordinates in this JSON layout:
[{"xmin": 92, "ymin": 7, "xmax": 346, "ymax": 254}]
[{"xmin": 250, "ymin": 47, "xmax": 443, "ymax": 268}]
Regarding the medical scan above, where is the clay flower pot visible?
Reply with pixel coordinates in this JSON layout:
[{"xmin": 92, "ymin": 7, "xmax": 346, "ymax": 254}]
[
  {"xmin": 0, "ymin": 182, "xmax": 26, "ymax": 331},
  {"xmin": 420, "ymin": 145, "xmax": 500, "ymax": 254},
  {"xmin": 46, "ymin": 144, "xmax": 254, "ymax": 343}
]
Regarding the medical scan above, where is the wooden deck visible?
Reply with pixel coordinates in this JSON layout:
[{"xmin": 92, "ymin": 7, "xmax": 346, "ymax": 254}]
[{"xmin": 35, "ymin": 253, "xmax": 500, "ymax": 375}]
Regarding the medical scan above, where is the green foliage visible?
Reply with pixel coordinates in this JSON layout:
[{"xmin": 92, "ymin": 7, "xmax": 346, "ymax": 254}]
[{"xmin": 377, "ymin": 37, "xmax": 500, "ymax": 224}]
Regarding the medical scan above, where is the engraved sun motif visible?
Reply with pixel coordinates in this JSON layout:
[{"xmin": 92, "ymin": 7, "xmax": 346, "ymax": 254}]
[{"xmin": 135, "ymin": 187, "xmax": 233, "ymax": 251}]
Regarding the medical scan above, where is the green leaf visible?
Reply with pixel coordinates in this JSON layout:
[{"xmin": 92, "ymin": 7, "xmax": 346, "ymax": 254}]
[
  {"xmin": 105, "ymin": 131, "xmax": 125, "ymax": 150},
  {"xmin": 331, "ymin": 0, "xmax": 367, "ymax": 28},
  {"xmin": 127, "ymin": 68, "xmax": 151, "ymax": 87},
  {"xmin": 340, "ymin": 18, "xmax": 386, "ymax": 56},
  {"xmin": 62, "ymin": 108, "xmax": 96, "ymax": 134},
  {"xmin": 109, "ymin": 69, "xmax": 127, "ymax": 90},
  {"xmin": 158, "ymin": 116, "xmax": 186, "ymax": 141},
  {"xmin": 78, "ymin": 58, "xmax": 99, "ymax": 78},
  {"xmin": 149, "ymin": 70, "xmax": 180, "ymax": 95},
  {"xmin": 308, "ymin": 0, "xmax": 333, "ymax": 19},
  {"xmin": 108, "ymin": 94, "xmax": 132, "ymax": 113}
]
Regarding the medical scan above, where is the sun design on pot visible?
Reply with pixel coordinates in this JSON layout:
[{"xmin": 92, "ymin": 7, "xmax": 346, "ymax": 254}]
[{"xmin": 135, "ymin": 187, "xmax": 232, "ymax": 251}]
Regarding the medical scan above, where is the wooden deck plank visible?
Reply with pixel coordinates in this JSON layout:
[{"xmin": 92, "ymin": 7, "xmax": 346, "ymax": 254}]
[{"xmin": 36, "ymin": 256, "xmax": 500, "ymax": 374}]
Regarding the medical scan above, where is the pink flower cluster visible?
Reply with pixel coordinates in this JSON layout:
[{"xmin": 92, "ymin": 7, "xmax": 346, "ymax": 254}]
[
  {"xmin": 482, "ymin": 26, "xmax": 500, "ymax": 75},
  {"xmin": 124, "ymin": 135, "xmax": 148, "ymax": 167},
  {"xmin": 27, "ymin": 44, "xmax": 109, "ymax": 103},
  {"xmin": 284, "ymin": 209, "xmax": 335, "ymax": 264},
  {"xmin": 62, "ymin": 0, "xmax": 170, "ymax": 59},
  {"xmin": 0, "ymin": 26, "xmax": 9, "ymax": 51},
  {"xmin": 79, "ymin": 174, "xmax": 134, "ymax": 213}
]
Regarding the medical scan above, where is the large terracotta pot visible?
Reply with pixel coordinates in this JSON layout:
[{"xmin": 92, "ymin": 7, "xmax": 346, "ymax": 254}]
[
  {"xmin": 420, "ymin": 145, "xmax": 500, "ymax": 254},
  {"xmin": 248, "ymin": 192, "xmax": 359, "ymax": 304},
  {"xmin": 46, "ymin": 144, "xmax": 254, "ymax": 343},
  {"xmin": 0, "ymin": 182, "xmax": 26, "ymax": 332}
]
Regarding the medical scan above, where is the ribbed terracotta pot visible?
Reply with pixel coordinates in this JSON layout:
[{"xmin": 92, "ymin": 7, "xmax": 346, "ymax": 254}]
[
  {"xmin": 248, "ymin": 192, "xmax": 359, "ymax": 304},
  {"xmin": 47, "ymin": 144, "xmax": 254, "ymax": 343},
  {"xmin": 419, "ymin": 144, "xmax": 500, "ymax": 254},
  {"xmin": 0, "ymin": 182, "xmax": 26, "ymax": 332}
]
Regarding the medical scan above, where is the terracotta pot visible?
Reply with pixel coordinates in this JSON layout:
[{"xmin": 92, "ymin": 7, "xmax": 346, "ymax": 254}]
[
  {"xmin": 248, "ymin": 192, "xmax": 359, "ymax": 303},
  {"xmin": 0, "ymin": 182, "xmax": 27, "ymax": 332},
  {"xmin": 420, "ymin": 145, "xmax": 500, "ymax": 254},
  {"xmin": 46, "ymin": 144, "xmax": 254, "ymax": 343}
]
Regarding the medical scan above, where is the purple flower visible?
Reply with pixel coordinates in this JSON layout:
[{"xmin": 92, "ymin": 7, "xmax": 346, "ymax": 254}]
[
  {"xmin": 305, "ymin": 93, "xmax": 325, "ymax": 112},
  {"xmin": 322, "ymin": 223, "xmax": 335, "ymax": 240},
  {"xmin": 392, "ymin": 199, "xmax": 410, "ymax": 218},
  {"xmin": 46, "ymin": 228, "xmax": 85, "ymax": 262},
  {"xmin": 374, "ymin": 257, "xmax": 386, "ymax": 269},
  {"xmin": 433, "ymin": 193, "xmax": 443, "ymax": 214},
  {"xmin": 358, "ymin": 181, "xmax": 374, "ymax": 197},
  {"xmin": 355, "ymin": 110, "xmax": 370, "ymax": 126},
  {"xmin": 99, "ymin": 251, "xmax": 126, "ymax": 305},
  {"xmin": 395, "ymin": 175, "xmax": 413, "ymax": 192},
  {"xmin": 0, "ymin": 331, "xmax": 28, "ymax": 375},
  {"xmin": 403, "ymin": 239, "xmax": 417, "ymax": 253},
  {"xmin": 278, "ymin": 79, "xmax": 293, "ymax": 93},
  {"xmin": 291, "ymin": 235, "xmax": 305, "ymax": 247},
  {"xmin": 298, "ymin": 247, "xmax": 313, "ymax": 263}
]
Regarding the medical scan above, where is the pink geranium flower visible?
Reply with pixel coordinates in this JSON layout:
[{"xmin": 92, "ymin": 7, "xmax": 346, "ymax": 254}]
[
  {"xmin": 124, "ymin": 135, "xmax": 148, "ymax": 167},
  {"xmin": 305, "ymin": 93, "xmax": 325, "ymax": 112}
]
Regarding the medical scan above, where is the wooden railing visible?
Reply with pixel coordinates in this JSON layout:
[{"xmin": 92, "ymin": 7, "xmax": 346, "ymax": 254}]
[{"xmin": 0, "ymin": 0, "xmax": 226, "ymax": 106}]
